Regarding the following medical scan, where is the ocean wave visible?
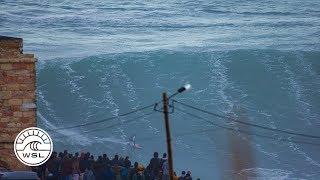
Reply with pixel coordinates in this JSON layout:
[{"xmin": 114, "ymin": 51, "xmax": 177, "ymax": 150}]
[
  {"xmin": 35, "ymin": 37, "xmax": 320, "ymax": 180},
  {"xmin": 239, "ymin": 168, "xmax": 294, "ymax": 180},
  {"xmin": 202, "ymin": 8, "xmax": 298, "ymax": 16}
]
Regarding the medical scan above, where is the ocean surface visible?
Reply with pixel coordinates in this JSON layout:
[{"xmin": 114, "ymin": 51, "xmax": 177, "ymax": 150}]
[{"xmin": 1, "ymin": 0, "xmax": 320, "ymax": 179}]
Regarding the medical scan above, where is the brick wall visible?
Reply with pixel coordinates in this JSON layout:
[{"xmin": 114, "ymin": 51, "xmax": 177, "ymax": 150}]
[{"xmin": 0, "ymin": 36, "xmax": 36, "ymax": 170}]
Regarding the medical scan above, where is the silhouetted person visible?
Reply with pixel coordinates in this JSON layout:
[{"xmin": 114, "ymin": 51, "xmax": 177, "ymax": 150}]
[
  {"xmin": 94, "ymin": 156, "xmax": 105, "ymax": 180},
  {"xmin": 86, "ymin": 152, "xmax": 91, "ymax": 159},
  {"xmin": 184, "ymin": 174, "xmax": 192, "ymax": 180},
  {"xmin": 132, "ymin": 170, "xmax": 145, "ymax": 180},
  {"xmin": 113, "ymin": 163, "xmax": 122, "ymax": 180},
  {"xmin": 104, "ymin": 164, "xmax": 114, "ymax": 180},
  {"xmin": 184, "ymin": 171, "xmax": 192, "ymax": 180},
  {"xmin": 144, "ymin": 165, "xmax": 152, "ymax": 180},
  {"xmin": 37, "ymin": 162, "xmax": 46, "ymax": 179},
  {"xmin": 160, "ymin": 153, "xmax": 167, "ymax": 167},
  {"xmin": 83, "ymin": 165, "xmax": 95, "ymax": 180},
  {"xmin": 149, "ymin": 152, "xmax": 161, "ymax": 180},
  {"xmin": 178, "ymin": 171, "xmax": 186, "ymax": 180},
  {"xmin": 119, "ymin": 156, "xmax": 125, "ymax": 167},
  {"xmin": 89, "ymin": 155, "xmax": 95, "ymax": 168},
  {"xmin": 129, "ymin": 162, "xmax": 139, "ymax": 180},
  {"xmin": 102, "ymin": 153, "xmax": 110, "ymax": 166},
  {"xmin": 57, "ymin": 152, "xmax": 64, "ymax": 179},
  {"xmin": 46, "ymin": 152, "xmax": 60, "ymax": 179},
  {"xmin": 79, "ymin": 153, "xmax": 88, "ymax": 173},
  {"xmin": 124, "ymin": 156, "xmax": 132, "ymax": 168},
  {"xmin": 62, "ymin": 154, "xmax": 73, "ymax": 180},
  {"xmin": 161, "ymin": 157, "xmax": 169, "ymax": 180},
  {"xmin": 112, "ymin": 154, "xmax": 120, "ymax": 166},
  {"xmin": 174, "ymin": 172, "xmax": 179, "ymax": 180},
  {"xmin": 121, "ymin": 165, "xmax": 129, "ymax": 180},
  {"xmin": 72, "ymin": 156, "xmax": 80, "ymax": 180},
  {"xmin": 63, "ymin": 150, "xmax": 68, "ymax": 157}
]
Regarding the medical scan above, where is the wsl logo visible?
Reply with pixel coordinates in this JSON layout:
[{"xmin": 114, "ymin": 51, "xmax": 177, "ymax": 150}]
[{"xmin": 14, "ymin": 127, "xmax": 53, "ymax": 166}]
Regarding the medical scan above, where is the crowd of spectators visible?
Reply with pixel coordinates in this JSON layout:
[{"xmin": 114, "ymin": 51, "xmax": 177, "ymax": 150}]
[{"xmin": 33, "ymin": 150, "xmax": 197, "ymax": 180}]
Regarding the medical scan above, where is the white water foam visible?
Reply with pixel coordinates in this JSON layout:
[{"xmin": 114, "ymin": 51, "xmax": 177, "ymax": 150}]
[
  {"xmin": 258, "ymin": 55, "xmax": 320, "ymax": 169},
  {"xmin": 37, "ymin": 81, "xmax": 92, "ymax": 146},
  {"xmin": 239, "ymin": 168, "xmax": 296, "ymax": 180},
  {"xmin": 37, "ymin": 112, "xmax": 92, "ymax": 146}
]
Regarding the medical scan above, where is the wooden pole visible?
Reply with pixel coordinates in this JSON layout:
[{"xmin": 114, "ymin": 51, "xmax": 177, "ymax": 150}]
[{"xmin": 163, "ymin": 92, "xmax": 174, "ymax": 180}]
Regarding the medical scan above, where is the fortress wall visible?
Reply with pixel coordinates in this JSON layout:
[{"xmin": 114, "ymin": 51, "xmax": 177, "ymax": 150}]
[{"xmin": 0, "ymin": 36, "xmax": 36, "ymax": 170}]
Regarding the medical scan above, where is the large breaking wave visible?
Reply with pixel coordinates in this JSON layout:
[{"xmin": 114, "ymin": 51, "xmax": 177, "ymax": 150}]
[{"xmin": 36, "ymin": 49, "xmax": 320, "ymax": 179}]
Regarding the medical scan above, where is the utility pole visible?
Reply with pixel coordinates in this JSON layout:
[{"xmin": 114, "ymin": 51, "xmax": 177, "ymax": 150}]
[
  {"xmin": 155, "ymin": 85, "xmax": 190, "ymax": 180},
  {"xmin": 162, "ymin": 92, "xmax": 174, "ymax": 180}
]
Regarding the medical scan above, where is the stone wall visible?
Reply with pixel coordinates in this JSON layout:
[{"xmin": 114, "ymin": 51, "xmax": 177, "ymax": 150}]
[{"xmin": 0, "ymin": 36, "xmax": 36, "ymax": 170}]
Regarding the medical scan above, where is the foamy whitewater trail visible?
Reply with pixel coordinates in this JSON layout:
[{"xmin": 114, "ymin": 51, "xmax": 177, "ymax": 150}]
[
  {"xmin": 258, "ymin": 54, "xmax": 320, "ymax": 170},
  {"xmin": 37, "ymin": 88, "xmax": 92, "ymax": 146},
  {"xmin": 238, "ymin": 168, "xmax": 296, "ymax": 180},
  {"xmin": 100, "ymin": 59, "xmax": 161, "ymax": 146}
]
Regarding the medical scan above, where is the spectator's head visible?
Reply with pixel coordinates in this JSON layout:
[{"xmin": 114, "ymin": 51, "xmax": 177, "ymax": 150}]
[
  {"xmin": 75, "ymin": 152, "xmax": 79, "ymax": 158},
  {"xmin": 162, "ymin": 153, "xmax": 167, "ymax": 159},
  {"xmin": 114, "ymin": 154, "xmax": 119, "ymax": 160},
  {"xmin": 80, "ymin": 152, "xmax": 85, "ymax": 158},
  {"xmin": 63, "ymin": 150, "xmax": 68, "ymax": 155},
  {"xmin": 134, "ymin": 162, "xmax": 139, "ymax": 168},
  {"xmin": 103, "ymin": 154, "xmax": 107, "ymax": 159},
  {"xmin": 186, "ymin": 171, "xmax": 192, "ymax": 178},
  {"xmin": 98, "ymin": 156, "xmax": 102, "ymax": 161},
  {"xmin": 181, "ymin": 171, "xmax": 186, "ymax": 177},
  {"xmin": 52, "ymin": 151, "xmax": 57, "ymax": 158},
  {"xmin": 58, "ymin": 152, "xmax": 63, "ymax": 158},
  {"xmin": 90, "ymin": 155, "xmax": 94, "ymax": 160},
  {"xmin": 125, "ymin": 156, "xmax": 129, "ymax": 160},
  {"xmin": 153, "ymin": 152, "xmax": 159, "ymax": 158}
]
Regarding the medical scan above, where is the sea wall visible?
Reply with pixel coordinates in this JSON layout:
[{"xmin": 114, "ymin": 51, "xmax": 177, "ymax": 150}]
[{"xmin": 0, "ymin": 36, "xmax": 36, "ymax": 170}]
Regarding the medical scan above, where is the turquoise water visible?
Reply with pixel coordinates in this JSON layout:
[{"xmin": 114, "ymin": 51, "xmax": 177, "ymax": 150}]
[{"xmin": 1, "ymin": 0, "xmax": 320, "ymax": 179}]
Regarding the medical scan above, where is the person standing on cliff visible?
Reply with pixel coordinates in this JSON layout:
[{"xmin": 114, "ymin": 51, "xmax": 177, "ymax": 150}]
[
  {"xmin": 72, "ymin": 155, "xmax": 80, "ymax": 180},
  {"xmin": 149, "ymin": 152, "xmax": 161, "ymax": 180},
  {"xmin": 62, "ymin": 154, "xmax": 73, "ymax": 180},
  {"xmin": 161, "ymin": 157, "xmax": 169, "ymax": 180}
]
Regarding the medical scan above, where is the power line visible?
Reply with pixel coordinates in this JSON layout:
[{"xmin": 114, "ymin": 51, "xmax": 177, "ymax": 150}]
[
  {"xmin": 173, "ymin": 100, "xmax": 320, "ymax": 139},
  {"xmin": 47, "ymin": 104, "xmax": 155, "ymax": 131},
  {"xmin": 137, "ymin": 127, "xmax": 222, "ymax": 142},
  {"xmin": 174, "ymin": 107, "xmax": 320, "ymax": 147},
  {"xmin": 80, "ymin": 111, "xmax": 156, "ymax": 134},
  {"xmin": 51, "ymin": 111, "xmax": 157, "ymax": 138}
]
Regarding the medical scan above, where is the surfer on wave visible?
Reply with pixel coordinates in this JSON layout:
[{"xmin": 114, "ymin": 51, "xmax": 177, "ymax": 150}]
[{"xmin": 128, "ymin": 135, "xmax": 143, "ymax": 149}]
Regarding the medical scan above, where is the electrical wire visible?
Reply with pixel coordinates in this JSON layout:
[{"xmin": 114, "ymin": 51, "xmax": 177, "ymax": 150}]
[
  {"xmin": 173, "ymin": 100, "xmax": 320, "ymax": 139},
  {"xmin": 174, "ymin": 107, "xmax": 320, "ymax": 147},
  {"xmin": 80, "ymin": 111, "xmax": 156, "ymax": 134},
  {"xmin": 47, "ymin": 104, "xmax": 155, "ymax": 131},
  {"xmin": 51, "ymin": 111, "xmax": 157, "ymax": 138},
  {"xmin": 137, "ymin": 127, "xmax": 222, "ymax": 142}
]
